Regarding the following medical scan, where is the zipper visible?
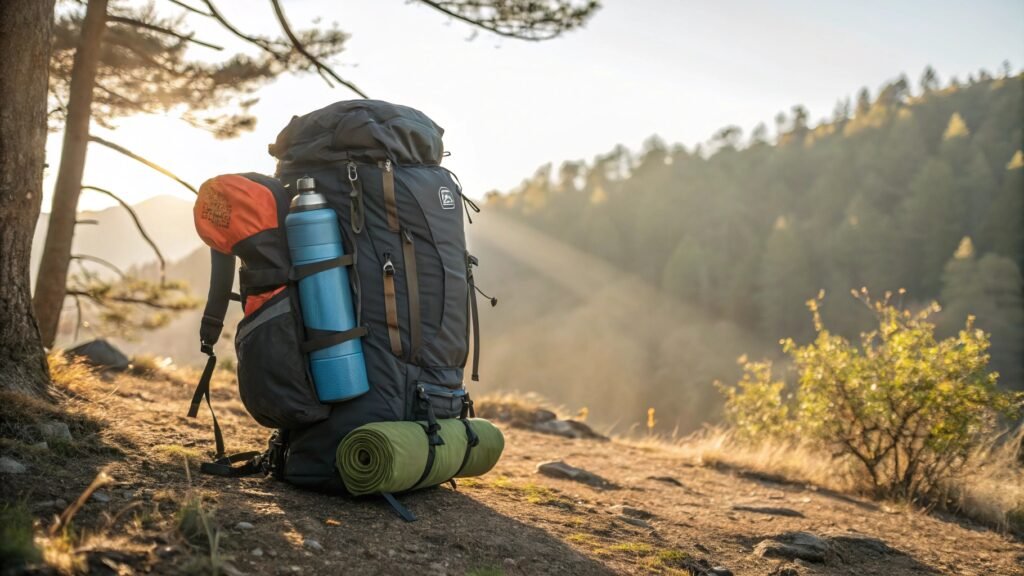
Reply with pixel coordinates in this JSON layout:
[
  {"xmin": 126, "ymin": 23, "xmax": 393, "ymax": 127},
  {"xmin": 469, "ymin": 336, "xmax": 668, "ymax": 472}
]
[{"xmin": 402, "ymin": 227, "xmax": 422, "ymax": 358}]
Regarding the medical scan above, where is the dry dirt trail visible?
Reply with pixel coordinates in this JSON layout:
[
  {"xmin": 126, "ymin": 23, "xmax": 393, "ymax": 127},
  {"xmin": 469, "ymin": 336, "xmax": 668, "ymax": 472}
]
[{"xmin": 3, "ymin": 367, "xmax": 1022, "ymax": 576}]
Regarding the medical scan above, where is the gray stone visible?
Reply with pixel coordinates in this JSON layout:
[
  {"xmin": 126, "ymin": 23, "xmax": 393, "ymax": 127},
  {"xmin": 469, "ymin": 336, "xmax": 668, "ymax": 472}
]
[
  {"xmin": 0, "ymin": 457, "xmax": 27, "ymax": 474},
  {"xmin": 536, "ymin": 460, "xmax": 616, "ymax": 488},
  {"xmin": 91, "ymin": 491, "xmax": 111, "ymax": 503},
  {"xmin": 55, "ymin": 499, "xmax": 68, "ymax": 509},
  {"xmin": 38, "ymin": 420, "xmax": 72, "ymax": 442},
  {"xmin": 251, "ymin": 548, "xmax": 264, "ymax": 557},
  {"xmin": 618, "ymin": 516, "xmax": 651, "ymax": 528},
  {"xmin": 709, "ymin": 568, "xmax": 734, "ymax": 576},
  {"xmin": 754, "ymin": 531, "xmax": 831, "ymax": 563},
  {"xmin": 532, "ymin": 418, "xmax": 607, "ymax": 440},
  {"xmin": 235, "ymin": 521, "xmax": 255, "ymax": 531},
  {"xmin": 303, "ymin": 539, "xmax": 324, "ymax": 552},
  {"xmin": 609, "ymin": 504, "xmax": 654, "ymax": 519}
]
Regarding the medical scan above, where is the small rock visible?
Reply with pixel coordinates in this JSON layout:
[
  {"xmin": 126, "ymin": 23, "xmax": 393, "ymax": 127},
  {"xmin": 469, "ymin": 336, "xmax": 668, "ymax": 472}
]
[
  {"xmin": 38, "ymin": 420, "xmax": 72, "ymax": 441},
  {"xmin": 532, "ymin": 418, "xmax": 607, "ymax": 440},
  {"xmin": 235, "ymin": 521, "xmax": 255, "ymax": 531},
  {"xmin": 251, "ymin": 548, "xmax": 264, "ymax": 557},
  {"xmin": 427, "ymin": 562, "xmax": 446, "ymax": 576},
  {"xmin": 55, "ymin": 498, "xmax": 68, "ymax": 509},
  {"xmin": 503, "ymin": 558, "xmax": 516, "ymax": 568},
  {"xmin": 608, "ymin": 504, "xmax": 654, "ymax": 519},
  {"xmin": 754, "ymin": 531, "xmax": 830, "ymax": 563},
  {"xmin": 91, "ymin": 491, "xmax": 111, "ymax": 503},
  {"xmin": 303, "ymin": 539, "xmax": 324, "ymax": 552},
  {"xmin": 122, "ymin": 490, "xmax": 136, "ymax": 499},
  {"xmin": 618, "ymin": 516, "xmax": 651, "ymax": 529},
  {"xmin": 731, "ymin": 505, "xmax": 805, "ymax": 518},
  {"xmin": 289, "ymin": 565, "xmax": 302, "ymax": 573},
  {"xmin": 709, "ymin": 568, "xmax": 734, "ymax": 576},
  {"xmin": 0, "ymin": 456, "xmax": 27, "ymax": 474},
  {"xmin": 536, "ymin": 460, "xmax": 616, "ymax": 488},
  {"xmin": 267, "ymin": 549, "xmax": 278, "ymax": 557},
  {"xmin": 768, "ymin": 567, "xmax": 799, "ymax": 576}
]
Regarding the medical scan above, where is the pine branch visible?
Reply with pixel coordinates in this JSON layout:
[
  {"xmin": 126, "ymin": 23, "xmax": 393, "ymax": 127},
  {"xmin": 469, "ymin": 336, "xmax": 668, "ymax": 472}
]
[
  {"xmin": 70, "ymin": 254, "xmax": 127, "ymax": 279},
  {"xmin": 107, "ymin": 15, "xmax": 224, "ymax": 50},
  {"xmin": 269, "ymin": 0, "xmax": 369, "ymax": 97},
  {"xmin": 81, "ymin": 185, "xmax": 167, "ymax": 283},
  {"xmin": 414, "ymin": 0, "xmax": 598, "ymax": 41},
  {"xmin": 166, "ymin": 0, "xmax": 213, "ymax": 17},
  {"xmin": 201, "ymin": 0, "xmax": 283, "ymax": 60},
  {"xmin": 88, "ymin": 135, "xmax": 198, "ymax": 194},
  {"xmin": 66, "ymin": 290, "xmax": 187, "ymax": 310}
]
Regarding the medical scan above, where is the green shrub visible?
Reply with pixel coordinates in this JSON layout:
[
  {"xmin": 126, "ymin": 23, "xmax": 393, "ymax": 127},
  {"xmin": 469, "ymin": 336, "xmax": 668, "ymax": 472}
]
[{"xmin": 719, "ymin": 291, "xmax": 1023, "ymax": 500}]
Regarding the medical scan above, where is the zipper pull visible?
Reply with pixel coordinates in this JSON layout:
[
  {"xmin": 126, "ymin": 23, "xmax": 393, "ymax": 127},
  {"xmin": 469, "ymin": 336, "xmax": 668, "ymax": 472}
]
[{"xmin": 382, "ymin": 252, "xmax": 395, "ymax": 275}]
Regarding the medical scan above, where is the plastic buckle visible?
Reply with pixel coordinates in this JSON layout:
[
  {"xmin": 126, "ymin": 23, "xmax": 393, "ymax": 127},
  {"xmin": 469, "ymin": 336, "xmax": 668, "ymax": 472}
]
[{"xmin": 200, "ymin": 341, "xmax": 214, "ymax": 356}]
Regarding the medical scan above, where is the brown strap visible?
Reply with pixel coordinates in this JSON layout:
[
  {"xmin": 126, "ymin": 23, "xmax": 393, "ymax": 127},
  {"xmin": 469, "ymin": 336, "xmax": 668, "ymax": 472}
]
[
  {"xmin": 402, "ymin": 228, "xmax": 422, "ymax": 357},
  {"xmin": 380, "ymin": 159, "xmax": 399, "ymax": 233},
  {"xmin": 382, "ymin": 256, "xmax": 403, "ymax": 356}
]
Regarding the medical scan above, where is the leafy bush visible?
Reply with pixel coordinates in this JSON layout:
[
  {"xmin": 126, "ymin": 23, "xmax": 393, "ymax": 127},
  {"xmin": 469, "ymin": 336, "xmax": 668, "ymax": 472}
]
[{"xmin": 719, "ymin": 291, "xmax": 1023, "ymax": 500}]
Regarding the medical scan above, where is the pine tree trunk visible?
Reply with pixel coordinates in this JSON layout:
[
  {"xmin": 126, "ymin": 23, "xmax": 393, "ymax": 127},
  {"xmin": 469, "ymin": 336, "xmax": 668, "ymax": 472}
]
[
  {"xmin": 0, "ymin": 0, "xmax": 58, "ymax": 397},
  {"xmin": 34, "ymin": 0, "xmax": 109, "ymax": 347}
]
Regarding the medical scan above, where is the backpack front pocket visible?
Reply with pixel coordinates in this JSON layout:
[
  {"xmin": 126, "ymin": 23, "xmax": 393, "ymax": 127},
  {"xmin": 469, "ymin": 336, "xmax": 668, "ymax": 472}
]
[{"xmin": 235, "ymin": 289, "xmax": 331, "ymax": 429}]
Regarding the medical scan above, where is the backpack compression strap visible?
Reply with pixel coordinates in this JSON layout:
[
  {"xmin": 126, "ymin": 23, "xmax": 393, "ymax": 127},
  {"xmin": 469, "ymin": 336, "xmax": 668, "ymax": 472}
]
[{"xmin": 186, "ymin": 249, "xmax": 264, "ymax": 477}]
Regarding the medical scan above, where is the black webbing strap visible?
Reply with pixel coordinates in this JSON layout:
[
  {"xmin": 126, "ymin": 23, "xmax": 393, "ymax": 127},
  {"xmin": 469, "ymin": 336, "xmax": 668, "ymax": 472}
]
[
  {"xmin": 460, "ymin": 393, "xmax": 476, "ymax": 419},
  {"xmin": 467, "ymin": 255, "xmax": 482, "ymax": 382},
  {"xmin": 401, "ymin": 228, "xmax": 422, "ymax": 357},
  {"xmin": 289, "ymin": 255, "xmax": 353, "ymax": 282},
  {"xmin": 188, "ymin": 353, "xmax": 226, "ymax": 459},
  {"xmin": 411, "ymin": 423, "xmax": 439, "ymax": 492},
  {"xmin": 238, "ymin": 267, "xmax": 288, "ymax": 291},
  {"xmin": 381, "ymin": 492, "xmax": 417, "ymax": 522},
  {"xmin": 300, "ymin": 326, "xmax": 368, "ymax": 354},
  {"xmin": 199, "ymin": 451, "xmax": 263, "ymax": 477},
  {"xmin": 453, "ymin": 417, "xmax": 480, "ymax": 478},
  {"xmin": 347, "ymin": 162, "xmax": 365, "ymax": 234}
]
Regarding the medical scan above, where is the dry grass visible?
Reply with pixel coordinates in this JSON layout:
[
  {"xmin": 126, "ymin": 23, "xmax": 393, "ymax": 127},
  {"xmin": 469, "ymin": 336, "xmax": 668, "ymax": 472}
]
[{"xmin": 631, "ymin": 426, "xmax": 1024, "ymax": 536}]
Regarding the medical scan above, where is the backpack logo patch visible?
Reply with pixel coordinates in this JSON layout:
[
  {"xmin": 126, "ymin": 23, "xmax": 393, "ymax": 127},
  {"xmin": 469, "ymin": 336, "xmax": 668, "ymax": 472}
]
[
  {"xmin": 438, "ymin": 187, "xmax": 456, "ymax": 210},
  {"xmin": 201, "ymin": 188, "xmax": 232, "ymax": 228}
]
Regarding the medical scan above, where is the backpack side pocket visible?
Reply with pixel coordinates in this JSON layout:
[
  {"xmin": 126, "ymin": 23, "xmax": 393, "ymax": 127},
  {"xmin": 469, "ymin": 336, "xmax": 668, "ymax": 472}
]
[{"xmin": 236, "ymin": 288, "xmax": 331, "ymax": 429}]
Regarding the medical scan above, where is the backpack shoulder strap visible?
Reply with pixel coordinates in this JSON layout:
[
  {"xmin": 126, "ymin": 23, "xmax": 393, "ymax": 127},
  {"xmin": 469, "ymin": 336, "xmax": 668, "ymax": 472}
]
[{"xmin": 186, "ymin": 249, "xmax": 261, "ymax": 475}]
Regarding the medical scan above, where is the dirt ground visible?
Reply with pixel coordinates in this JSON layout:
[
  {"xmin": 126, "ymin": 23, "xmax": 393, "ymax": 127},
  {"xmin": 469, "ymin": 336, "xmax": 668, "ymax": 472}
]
[{"xmin": 2, "ymin": 367, "xmax": 1022, "ymax": 576}]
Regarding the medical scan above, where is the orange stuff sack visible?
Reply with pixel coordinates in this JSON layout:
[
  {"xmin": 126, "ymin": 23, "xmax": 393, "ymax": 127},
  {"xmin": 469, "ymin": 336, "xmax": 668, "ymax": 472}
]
[{"xmin": 194, "ymin": 174, "xmax": 293, "ymax": 315}]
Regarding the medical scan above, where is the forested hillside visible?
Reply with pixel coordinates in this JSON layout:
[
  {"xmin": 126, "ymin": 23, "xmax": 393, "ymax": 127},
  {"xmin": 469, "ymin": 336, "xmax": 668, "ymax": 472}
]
[{"xmin": 490, "ymin": 70, "xmax": 1024, "ymax": 390}]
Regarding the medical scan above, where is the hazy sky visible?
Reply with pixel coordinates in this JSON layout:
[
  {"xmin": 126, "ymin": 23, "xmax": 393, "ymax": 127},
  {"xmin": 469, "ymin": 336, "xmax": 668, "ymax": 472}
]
[{"xmin": 51, "ymin": 0, "xmax": 1024, "ymax": 212}]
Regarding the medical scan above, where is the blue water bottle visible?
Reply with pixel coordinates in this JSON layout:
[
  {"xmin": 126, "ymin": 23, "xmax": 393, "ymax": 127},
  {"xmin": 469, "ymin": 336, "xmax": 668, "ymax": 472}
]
[{"xmin": 286, "ymin": 176, "xmax": 369, "ymax": 402}]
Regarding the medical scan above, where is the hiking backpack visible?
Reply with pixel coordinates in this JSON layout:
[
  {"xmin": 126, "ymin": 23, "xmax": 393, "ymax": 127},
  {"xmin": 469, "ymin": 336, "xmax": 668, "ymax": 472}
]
[{"xmin": 188, "ymin": 100, "xmax": 489, "ymax": 505}]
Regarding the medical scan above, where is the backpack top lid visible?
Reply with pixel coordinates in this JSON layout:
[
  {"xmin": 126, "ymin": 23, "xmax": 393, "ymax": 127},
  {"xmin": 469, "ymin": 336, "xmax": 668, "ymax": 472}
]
[{"xmin": 269, "ymin": 99, "xmax": 445, "ymax": 167}]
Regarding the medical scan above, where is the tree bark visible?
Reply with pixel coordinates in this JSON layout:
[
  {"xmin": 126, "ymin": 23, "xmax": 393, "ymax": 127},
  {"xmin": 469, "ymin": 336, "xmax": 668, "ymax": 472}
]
[
  {"xmin": 0, "ymin": 0, "xmax": 58, "ymax": 397},
  {"xmin": 34, "ymin": 0, "xmax": 109, "ymax": 347}
]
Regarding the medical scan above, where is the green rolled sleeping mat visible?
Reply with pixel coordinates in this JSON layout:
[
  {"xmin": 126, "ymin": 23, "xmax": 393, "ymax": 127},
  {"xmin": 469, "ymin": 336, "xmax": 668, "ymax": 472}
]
[{"xmin": 337, "ymin": 418, "xmax": 504, "ymax": 495}]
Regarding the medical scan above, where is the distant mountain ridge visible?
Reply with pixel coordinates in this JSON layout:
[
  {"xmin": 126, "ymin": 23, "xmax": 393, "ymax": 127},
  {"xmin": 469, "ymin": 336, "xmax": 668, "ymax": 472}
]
[{"xmin": 31, "ymin": 195, "xmax": 200, "ymax": 285}]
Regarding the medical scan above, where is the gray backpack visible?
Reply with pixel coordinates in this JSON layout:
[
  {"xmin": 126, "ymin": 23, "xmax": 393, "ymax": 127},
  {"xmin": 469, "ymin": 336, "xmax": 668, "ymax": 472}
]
[{"xmin": 188, "ymin": 101, "xmax": 490, "ymax": 515}]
